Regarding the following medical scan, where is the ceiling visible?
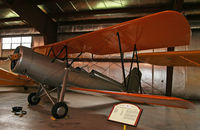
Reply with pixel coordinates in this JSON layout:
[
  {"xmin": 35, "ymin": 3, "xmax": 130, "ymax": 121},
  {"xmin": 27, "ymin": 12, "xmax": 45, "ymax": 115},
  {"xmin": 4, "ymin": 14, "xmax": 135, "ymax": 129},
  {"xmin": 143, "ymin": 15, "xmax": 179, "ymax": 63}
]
[{"xmin": 0, "ymin": 0, "xmax": 199, "ymax": 44}]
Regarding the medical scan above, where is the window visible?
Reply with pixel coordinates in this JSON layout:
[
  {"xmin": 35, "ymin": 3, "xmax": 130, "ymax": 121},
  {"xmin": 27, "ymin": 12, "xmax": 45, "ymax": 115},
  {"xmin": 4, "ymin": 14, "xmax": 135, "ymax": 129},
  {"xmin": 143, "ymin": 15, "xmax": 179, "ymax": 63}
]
[{"xmin": 2, "ymin": 36, "xmax": 32, "ymax": 49}]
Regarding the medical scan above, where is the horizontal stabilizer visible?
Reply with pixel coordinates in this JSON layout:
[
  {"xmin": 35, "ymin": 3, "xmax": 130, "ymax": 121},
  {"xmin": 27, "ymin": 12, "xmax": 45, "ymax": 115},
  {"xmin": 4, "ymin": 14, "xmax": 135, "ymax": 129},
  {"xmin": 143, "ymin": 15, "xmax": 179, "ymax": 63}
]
[{"xmin": 70, "ymin": 87, "xmax": 194, "ymax": 109}]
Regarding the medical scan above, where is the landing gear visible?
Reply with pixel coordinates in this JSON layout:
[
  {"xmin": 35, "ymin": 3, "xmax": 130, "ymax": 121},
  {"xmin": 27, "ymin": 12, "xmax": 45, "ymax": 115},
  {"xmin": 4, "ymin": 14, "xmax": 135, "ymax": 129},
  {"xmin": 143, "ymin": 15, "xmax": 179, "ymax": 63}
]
[
  {"xmin": 27, "ymin": 80, "xmax": 69, "ymax": 119},
  {"xmin": 26, "ymin": 46, "xmax": 71, "ymax": 119},
  {"xmin": 28, "ymin": 92, "xmax": 40, "ymax": 105},
  {"xmin": 51, "ymin": 102, "xmax": 68, "ymax": 119}
]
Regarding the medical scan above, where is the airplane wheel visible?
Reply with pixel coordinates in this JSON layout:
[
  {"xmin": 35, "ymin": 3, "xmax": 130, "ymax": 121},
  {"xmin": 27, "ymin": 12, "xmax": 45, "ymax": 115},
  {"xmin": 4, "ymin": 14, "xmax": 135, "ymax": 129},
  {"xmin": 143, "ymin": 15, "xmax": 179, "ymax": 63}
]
[
  {"xmin": 28, "ymin": 93, "xmax": 40, "ymax": 105},
  {"xmin": 51, "ymin": 102, "xmax": 68, "ymax": 119}
]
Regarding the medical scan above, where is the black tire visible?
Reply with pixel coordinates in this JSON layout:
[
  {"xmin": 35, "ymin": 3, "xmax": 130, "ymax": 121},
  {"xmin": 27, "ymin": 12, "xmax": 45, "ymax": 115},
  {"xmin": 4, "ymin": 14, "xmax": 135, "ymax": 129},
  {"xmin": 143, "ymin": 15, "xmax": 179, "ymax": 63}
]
[
  {"xmin": 51, "ymin": 102, "xmax": 68, "ymax": 119},
  {"xmin": 28, "ymin": 93, "xmax": 40, "ymax": 105}
]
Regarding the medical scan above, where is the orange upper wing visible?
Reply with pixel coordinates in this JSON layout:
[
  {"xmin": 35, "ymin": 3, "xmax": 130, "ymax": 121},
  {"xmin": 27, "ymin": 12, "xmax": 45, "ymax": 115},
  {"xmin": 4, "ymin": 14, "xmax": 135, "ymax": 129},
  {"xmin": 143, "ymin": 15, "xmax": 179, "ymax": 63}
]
[
  {"xmin": 138, "ymin": 50, "xmax": 200, "ymax": 66},
  {"xmin": 33, "ymin": 10, "xmax": 190, "ymax": 58}
]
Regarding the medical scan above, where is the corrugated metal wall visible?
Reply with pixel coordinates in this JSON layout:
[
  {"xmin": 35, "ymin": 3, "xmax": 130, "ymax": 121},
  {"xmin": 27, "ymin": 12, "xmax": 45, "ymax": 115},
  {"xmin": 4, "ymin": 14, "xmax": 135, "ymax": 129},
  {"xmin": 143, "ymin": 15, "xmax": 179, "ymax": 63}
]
[{"xmin": 185, "ymin": 30, "xmax": 200, "ymax": 99}]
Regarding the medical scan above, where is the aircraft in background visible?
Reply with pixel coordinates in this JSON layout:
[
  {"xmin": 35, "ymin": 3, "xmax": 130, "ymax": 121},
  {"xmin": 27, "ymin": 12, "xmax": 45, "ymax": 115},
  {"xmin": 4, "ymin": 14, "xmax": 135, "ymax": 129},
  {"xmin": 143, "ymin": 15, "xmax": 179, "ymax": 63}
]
[
  {"xmin": 0, "ymin": 59, "xmax": 36, "ymax": 89},
  {"xmin": 8, "ymin": 10, "xmax": 196, "ymax": 119},
  {"xmin": 0, "ymin": 67, "xmax": 35, "ymax": 87}
]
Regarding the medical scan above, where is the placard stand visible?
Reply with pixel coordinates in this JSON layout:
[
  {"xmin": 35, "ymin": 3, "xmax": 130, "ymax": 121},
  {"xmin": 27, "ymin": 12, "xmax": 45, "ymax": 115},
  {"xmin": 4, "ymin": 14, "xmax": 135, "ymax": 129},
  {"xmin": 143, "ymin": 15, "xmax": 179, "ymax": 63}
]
[{"xmin": 108, "ymin": 103, "xmax": 142, "ymax": 127}]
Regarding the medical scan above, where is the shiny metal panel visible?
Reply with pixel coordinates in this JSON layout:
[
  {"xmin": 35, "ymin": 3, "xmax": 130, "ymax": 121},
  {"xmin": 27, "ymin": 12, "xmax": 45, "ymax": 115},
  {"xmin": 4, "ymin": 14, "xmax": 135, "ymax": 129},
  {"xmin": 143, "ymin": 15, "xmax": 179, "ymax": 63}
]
[{"xmin": 11, "ymin": 46, "xmax": 125, "ymax": 92}]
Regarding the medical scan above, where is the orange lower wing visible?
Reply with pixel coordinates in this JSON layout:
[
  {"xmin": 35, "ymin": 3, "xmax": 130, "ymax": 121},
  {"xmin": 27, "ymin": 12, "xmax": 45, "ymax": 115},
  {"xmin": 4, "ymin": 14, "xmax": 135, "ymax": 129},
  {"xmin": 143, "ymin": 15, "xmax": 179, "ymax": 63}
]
[
  {"xmin": 138, "ymin": 50, "xmax": 200, "ymax": 66},
  {"xmin": 34, "ymin": 11, "xmax": 190, "ymax": 58},
  {"xmin": 69, "ymin": 87, "xmax": 194, "ymax": 109},
  {"xmin": 0, "ymin": 68, "xmax": 36, "ymax": 86}
]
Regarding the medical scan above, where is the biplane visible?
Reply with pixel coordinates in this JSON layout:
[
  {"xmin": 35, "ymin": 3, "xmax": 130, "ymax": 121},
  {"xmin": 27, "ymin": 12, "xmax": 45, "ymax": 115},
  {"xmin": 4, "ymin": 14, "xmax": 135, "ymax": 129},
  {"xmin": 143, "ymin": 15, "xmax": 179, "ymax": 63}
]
[{"xmin": 8, "ymin": 10, "xmax": 196, "ymax": 119}]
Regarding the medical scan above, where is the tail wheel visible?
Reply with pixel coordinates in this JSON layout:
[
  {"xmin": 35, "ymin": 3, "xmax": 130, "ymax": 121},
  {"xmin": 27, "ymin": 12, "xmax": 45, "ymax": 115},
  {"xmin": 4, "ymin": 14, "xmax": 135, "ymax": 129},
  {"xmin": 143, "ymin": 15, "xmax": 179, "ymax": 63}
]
[
  {"xmin": 51, "ymin": 102, "xmax": 68, "ymax": 119},
  {"xmin": 28, "ymin": 92, "xmax": 40, "ymax": 105}
]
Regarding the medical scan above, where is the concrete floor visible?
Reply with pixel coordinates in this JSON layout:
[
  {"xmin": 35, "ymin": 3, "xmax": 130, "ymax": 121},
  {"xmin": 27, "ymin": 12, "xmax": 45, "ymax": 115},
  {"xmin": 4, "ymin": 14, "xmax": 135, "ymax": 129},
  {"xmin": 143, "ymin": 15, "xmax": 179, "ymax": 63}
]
[{"xmin": 0, "ymin": 87, "xmax": 200, "ymax": 130}]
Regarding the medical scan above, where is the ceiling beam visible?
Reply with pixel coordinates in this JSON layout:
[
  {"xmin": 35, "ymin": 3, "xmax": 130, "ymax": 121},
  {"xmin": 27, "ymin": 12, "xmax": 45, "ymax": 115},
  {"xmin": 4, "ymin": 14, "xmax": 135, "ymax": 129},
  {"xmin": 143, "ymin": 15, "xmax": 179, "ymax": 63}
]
[
  {"xmin": 58, "ymin": 14, "xmax": 200, "ymax": 26},
  {"xmin": 3, "ymin": 0, "xmax": 57, "ymax": 44},
  {"xmin": 0, "ymin": 17, "xmax": 21, "ymax": 22},
  {"xmin": 0, "ymin": 33, "xmax": 42, "ymax": 37},
  {"xmin": 183, "ymin": 2, "xmax": 200, "ymax": 11},
  {"xmin": 186, "ymin": 14, "xmax": 200, "ymax": 20},
  {"xmin": 57, "ymin": 4, "xmax": 171, "ymax": 19},
  {"xmin": 10, "ymin": 0, "xmax": 63, "ymax": 5},
  {"xmin": 58, "ymin": 31, "xmax": 91, "ymax": 35},
  {"xmin": 58, "ymin": 17, "xmax": 139, "ymax": 25},
  {"xmin": 0, "ymin": 4, "xmax": 9, "ymax": 9},
  {"xmin": 172, "ymin": 0, "xmax": 183, "ymax": 11},
  {"xmin": 0, "ymin": 25, "xmax": 31, "ymax": 30},
  {"xmin": 0, "ymin": 57, "xmax": 8, "ymax": 60},
  {"xmin": 55, "ymin": 2, "xmax": 200, "ymax": 19}
]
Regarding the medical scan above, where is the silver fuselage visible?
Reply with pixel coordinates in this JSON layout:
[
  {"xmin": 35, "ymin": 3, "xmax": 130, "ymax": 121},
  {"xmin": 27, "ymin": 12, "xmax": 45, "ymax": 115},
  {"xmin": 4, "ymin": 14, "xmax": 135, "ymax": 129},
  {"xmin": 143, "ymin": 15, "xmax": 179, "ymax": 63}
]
[{"xmin": 11, "ymin": 46, "xmax": 125, "ymax": 92}]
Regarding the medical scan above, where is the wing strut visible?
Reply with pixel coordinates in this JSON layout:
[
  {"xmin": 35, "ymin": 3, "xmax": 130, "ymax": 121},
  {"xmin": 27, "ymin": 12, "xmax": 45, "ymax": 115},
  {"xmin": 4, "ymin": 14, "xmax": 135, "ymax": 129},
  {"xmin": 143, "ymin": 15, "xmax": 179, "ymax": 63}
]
[
  {"xmin": 127, "ymin": 44, "xmax": 136, "ymax": 92},
  {"xmin": 117, "ymin": 32, "xmax": 143, "ymax": 93},
  {"xmin": 51, "ymin": 46, "xmax": 67, "ymax": 63},
  {"xmin": 126, "ymin": 44, "xmax": 143, "ymax": 94},
  {"xmin": 117, "ymin": 32, "xmax": 127, "ymax": 89},
  {"xmin": 134, "ymin": 45, "xmax": 143, "ymax": 94},
  {"xmin": 47, "ymin": 47, "xmax": 56, "ymax": 57}
]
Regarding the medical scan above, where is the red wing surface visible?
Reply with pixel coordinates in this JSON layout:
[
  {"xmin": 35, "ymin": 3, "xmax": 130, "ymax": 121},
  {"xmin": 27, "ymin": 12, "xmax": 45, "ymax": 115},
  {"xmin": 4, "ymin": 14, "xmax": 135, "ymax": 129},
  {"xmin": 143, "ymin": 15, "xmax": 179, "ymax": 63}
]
[{"xmin": 33, "ymin": 11, "xmax": 190, "ymax": 58}]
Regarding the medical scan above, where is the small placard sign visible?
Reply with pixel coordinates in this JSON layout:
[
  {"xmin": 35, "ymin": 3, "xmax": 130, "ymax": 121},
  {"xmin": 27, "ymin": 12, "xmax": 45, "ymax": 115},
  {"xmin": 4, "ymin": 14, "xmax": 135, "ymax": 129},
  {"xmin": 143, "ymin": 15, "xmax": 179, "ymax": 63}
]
[{"xmin": 108, "ymin": 103, "xmax": 142, "ymax": 126}]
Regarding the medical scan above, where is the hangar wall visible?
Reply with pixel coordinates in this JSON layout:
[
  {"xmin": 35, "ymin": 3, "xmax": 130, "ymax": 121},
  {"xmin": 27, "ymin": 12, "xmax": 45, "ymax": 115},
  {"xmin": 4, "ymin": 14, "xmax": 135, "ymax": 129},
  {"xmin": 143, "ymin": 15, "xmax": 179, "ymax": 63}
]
[
  {"xmin": 0, "ymin": 35, "xmax": 44, "ymax": 71},
  {"xmin": 172, "ymin": 30, "xmax": 200, "ymax": 99},
  {"xmin": 0, "ymin": 27, "xmax": 44, "ymax": 57},
  {"xmin": 185, "ymin": 30, "xmax": 200, "ymax": 99},
  {"xmin": 0, "ymin": 36, "xmax": 44, "ymax": 57}
]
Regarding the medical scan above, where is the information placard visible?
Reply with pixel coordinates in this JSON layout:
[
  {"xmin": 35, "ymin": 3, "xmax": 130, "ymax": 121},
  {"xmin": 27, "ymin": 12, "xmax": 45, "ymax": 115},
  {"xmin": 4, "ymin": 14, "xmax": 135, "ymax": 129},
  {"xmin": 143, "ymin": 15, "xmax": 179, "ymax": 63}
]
[{"xmin": 108, "ymin": 103, "xmax": 142, "ymax": 126}]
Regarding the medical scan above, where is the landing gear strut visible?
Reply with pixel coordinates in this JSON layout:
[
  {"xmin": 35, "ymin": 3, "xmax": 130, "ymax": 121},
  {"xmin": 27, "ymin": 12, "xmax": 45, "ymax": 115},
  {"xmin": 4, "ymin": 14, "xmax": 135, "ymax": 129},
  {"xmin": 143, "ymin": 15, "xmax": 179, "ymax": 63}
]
[
  {"xmin": 27, "ymin": 46, "xmax": 72, "ymax": 119},
  {"xmin": 27, "ymin": 85, "xmax": 69, "ymax": 119}
]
